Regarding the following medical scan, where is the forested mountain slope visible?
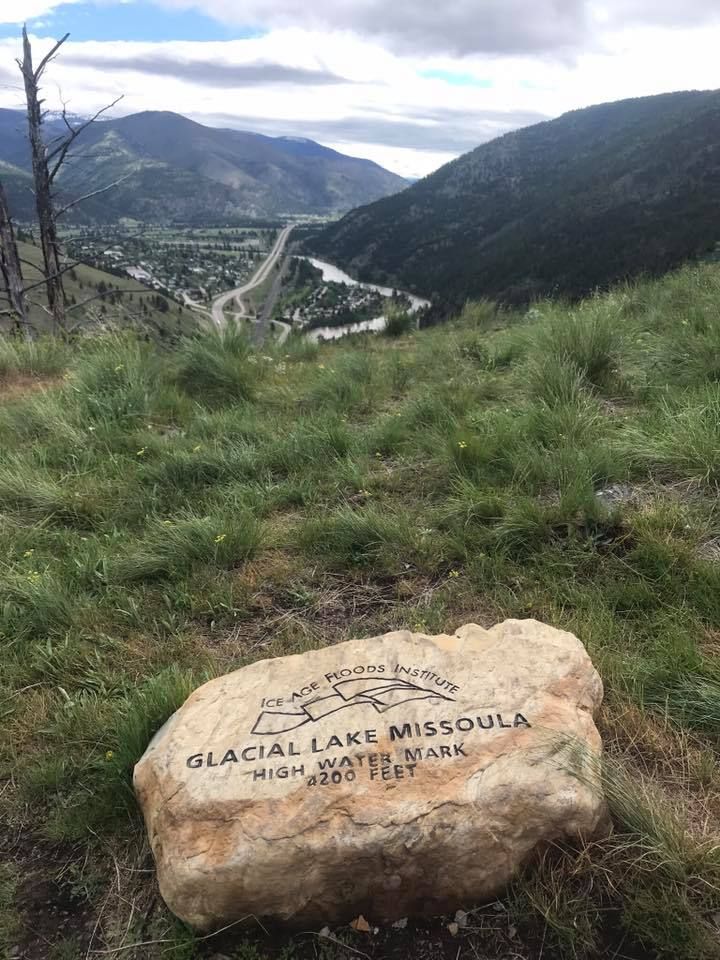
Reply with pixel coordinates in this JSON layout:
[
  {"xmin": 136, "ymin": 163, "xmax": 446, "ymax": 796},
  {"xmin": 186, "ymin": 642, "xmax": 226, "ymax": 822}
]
[
  {"xmin": 310, "ymin": 90, "xmax": 720, "ymax": 305},
  {"xmin": 0, "ymin": 109, "xmax": 407, "ymax": 222}
]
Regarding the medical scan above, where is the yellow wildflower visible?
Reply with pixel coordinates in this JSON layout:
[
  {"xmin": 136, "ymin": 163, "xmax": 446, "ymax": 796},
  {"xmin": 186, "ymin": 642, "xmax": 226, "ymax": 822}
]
[
  {"xmin": 458, "ymin": 441, "xmax": 468, "ymax": 449},
  {"xmin": 136, "ymin": 448, "xmax": 145, "ymax": 457},
  {"xmin": 449, "ymin": 569, "xmax": 460, "ymax": 579},
  {"xmin": 114, "ymin": 364, "xmax": 124, "ymax": 372},
  {"xmin": 23, "ymin": 549, "xmax": 34, "ymax": 558},
  {"xmin": 214, "ymin": 534, "xmax": 226, "ymax": 543},
  {"xmin": 105, "ymin": 750, "xmax": 114, "ymax": 761}
]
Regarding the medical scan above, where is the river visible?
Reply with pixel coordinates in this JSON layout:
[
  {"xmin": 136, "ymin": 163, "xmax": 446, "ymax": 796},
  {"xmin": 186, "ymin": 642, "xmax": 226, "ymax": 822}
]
[{"xmin": 303, "ymin": 258, "xmax": 430, "ymax": 342}]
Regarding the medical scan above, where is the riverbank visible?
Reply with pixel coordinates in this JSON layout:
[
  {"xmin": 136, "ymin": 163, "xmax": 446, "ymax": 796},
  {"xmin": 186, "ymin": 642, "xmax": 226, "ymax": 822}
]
[{"xmin": 303, "ymin": 258, "xmax": 429, "ymax": 341}]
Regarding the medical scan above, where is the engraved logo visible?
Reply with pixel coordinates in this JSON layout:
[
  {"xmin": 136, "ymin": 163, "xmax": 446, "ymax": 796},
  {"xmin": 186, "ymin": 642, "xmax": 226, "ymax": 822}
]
[{"xmin": 251, "ymin": 677, "xmax": 456, "ymax": 736}]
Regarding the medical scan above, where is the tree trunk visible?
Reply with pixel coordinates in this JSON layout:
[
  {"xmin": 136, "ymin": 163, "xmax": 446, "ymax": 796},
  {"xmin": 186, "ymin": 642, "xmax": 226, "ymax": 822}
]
[
  {"xmin": 0, "ymin": 179, "xmax": 32, "ymax": 340},
  {"xmin": 21, "ymin": 27, "xmax": 66, "ymax": 334}
]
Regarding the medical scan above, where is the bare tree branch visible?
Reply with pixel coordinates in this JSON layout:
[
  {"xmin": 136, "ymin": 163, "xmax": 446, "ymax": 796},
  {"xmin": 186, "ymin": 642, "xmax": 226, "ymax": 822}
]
[
  {"xmin": 55, "ymin": 175, "xmax": 131, "ymax": 218},
  {"xmin": 20, "ymin": 258, "xmax": 83, "ymax": 294},
  {"xmin": 47, "ymin": 95, "xmax": 124, "ymax": 182},
  {"xmin": 0, "ymin": 178, "xmax": 34, "ymax": 339},
  {"xmin": 65, "ymin": 287, "xmax": 160, "ymax": 314},
  {"xmin": 16, "ymin": 31, "xmax": 69, "ymax": 82}
]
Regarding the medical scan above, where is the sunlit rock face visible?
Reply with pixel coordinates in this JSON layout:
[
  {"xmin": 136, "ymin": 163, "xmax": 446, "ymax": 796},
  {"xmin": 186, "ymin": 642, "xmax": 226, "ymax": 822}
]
[{"xmin": 134, "ymin": 620, "xmax": 605, "ymax": 929}]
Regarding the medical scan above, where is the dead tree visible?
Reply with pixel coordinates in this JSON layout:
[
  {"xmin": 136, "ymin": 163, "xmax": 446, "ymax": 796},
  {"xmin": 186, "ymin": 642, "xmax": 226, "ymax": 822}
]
[
  {"xmin": 18, "ymin": 27, "xmax": 69, "ymax": 333},
  {"xmin": 0, "ymin": 179, "xmax": 32, "ymax": 339},
  {"xmin": 15, "ymin": 27, "xmax": 123, "ymax": 335}
]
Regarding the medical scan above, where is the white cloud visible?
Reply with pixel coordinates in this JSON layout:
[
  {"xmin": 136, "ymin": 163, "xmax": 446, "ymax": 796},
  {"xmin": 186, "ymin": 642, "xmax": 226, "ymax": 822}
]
[
  {"xmin": 0, "ymin": 1, "xmax": 80, "ymax": 24},
  {"xmin": 153, "ymin": 0, "xmax": 720, "ymax": 56}
]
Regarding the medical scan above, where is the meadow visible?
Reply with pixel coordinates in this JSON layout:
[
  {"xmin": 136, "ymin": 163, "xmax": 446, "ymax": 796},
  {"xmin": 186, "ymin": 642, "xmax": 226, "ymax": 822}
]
[{"xmin": 2, "ymin": 262, "xmax": 720, "ymax": 958}]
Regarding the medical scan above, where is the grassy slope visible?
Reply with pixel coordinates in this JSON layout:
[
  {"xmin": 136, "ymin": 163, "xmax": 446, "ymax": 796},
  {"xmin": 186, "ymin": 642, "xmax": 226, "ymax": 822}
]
[
  {"xmin": 2, "ymin": 265, "xmax": 720, "ymax": 958},
  {"xmin": 8, "ymin": 241, "xmax": 196, "ymax": 338}
]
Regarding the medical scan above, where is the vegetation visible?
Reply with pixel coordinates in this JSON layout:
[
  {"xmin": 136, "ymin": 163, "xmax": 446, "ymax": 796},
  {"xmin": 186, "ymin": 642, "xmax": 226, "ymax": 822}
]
[
  {"xmin": 310, "ymin": 89, "xmax": 720, "ymax": 308},
  {"xmin": 3, "ymin": 263, "xmax": 720, "ymax": 959}
]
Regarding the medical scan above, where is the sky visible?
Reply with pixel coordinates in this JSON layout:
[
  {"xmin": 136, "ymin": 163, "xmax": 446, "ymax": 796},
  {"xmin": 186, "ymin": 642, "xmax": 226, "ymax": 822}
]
[{"xmin": 0, "ymin": 1, "xmax": 719, "ymax": 178}]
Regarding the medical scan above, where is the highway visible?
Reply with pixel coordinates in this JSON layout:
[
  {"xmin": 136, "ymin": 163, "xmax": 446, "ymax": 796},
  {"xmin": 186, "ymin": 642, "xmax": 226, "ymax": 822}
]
[{"xmin": 210, "ymin": 224, "xmax": 293, "ymax": 329}]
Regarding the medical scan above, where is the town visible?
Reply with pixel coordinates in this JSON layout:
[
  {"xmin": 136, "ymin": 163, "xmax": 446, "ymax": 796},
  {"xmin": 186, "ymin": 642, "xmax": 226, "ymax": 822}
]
[{"xmin": 59, "ymin": 224, "xmax": 279, "ymax": 304}]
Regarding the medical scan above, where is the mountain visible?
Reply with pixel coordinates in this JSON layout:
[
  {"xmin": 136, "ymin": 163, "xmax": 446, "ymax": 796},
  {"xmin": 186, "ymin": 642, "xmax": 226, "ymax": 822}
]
[
  {"xmin": 0, "ymin": 109, "xmax": 407, "ymax": 222},
  {"xmin": 309, "ymin": 90, "xmax": 720, "ymax": 306},
  {"xmin": 0, "ymin": 161, "xmax": 34, "ymax": 219}
]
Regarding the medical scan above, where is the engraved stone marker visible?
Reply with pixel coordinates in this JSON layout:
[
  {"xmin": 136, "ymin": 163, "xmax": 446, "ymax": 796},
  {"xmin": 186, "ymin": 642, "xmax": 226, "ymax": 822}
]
[{"xmin": 134, "ymin": 620, "xmax": 605, "ymax": 929}]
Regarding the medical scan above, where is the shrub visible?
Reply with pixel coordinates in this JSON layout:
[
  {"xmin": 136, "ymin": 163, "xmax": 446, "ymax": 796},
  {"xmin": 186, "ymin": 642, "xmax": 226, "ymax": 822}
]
[
  {"xmin": 297, "ymin": 504, "xmax": 430, "ymax": 571},
  {"xmin": 70, "ymin": 335, "xmax": 162, "ymax": 424},
  {"xmin": 105, "ymin": 510, "xmax": 261, "ymax": 583},
  {"xmin": 175, "ymin": 322, "xmax": 258, "ymax": 405},
  {"xmin": 0, "ymin": 334, "xmax": 67, "ymax": 379},
  {"xmin": 458, "ymin": 299, "xmax": 498, "ymax": 329},
  {"xmin": 531, "ymin": 299, "xmax": 627, "ymax": 393},
  {"xmin": 626, "ymin": 384, "xmax": 720, "ymax": 485},
  {"xmin": 383, "ymin": 305, "xmax": 413, "ymax": 337}
]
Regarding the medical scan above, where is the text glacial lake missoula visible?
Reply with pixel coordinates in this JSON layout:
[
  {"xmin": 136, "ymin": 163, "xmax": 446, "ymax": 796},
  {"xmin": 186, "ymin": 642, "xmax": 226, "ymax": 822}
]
[{"xmin": 182, "ymin": 659, "xmax": 531, "ymax": 788}]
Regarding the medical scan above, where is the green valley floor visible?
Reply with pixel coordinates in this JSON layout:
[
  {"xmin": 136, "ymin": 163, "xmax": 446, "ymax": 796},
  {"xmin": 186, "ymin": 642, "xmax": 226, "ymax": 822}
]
[{"xmin": 3, "ymin": 263, "xmax": 720, "ymax": 959}]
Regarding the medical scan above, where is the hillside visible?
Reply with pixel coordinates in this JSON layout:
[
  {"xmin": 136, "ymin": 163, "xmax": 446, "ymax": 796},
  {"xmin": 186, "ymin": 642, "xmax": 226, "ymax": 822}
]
[
  {"xmin": 0, "ymin": 109, "xmax": 407, "ymax": 223},
  {"xmin": 3, "ymin": 264, "xmax": 720, "ymax": 958},
  {"xmin": 3, "ymin": 240, "xmax": 196, "ymax": 338},
  {"xmin": 310, "ymin": 90, "xmax": 720, "ymax": 306}
]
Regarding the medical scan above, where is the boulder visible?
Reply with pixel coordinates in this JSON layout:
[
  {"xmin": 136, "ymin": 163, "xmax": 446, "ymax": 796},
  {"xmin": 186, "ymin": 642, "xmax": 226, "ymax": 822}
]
[{"xmin": 134, "ymin": 620, "xmax": 605, "ymax": 929}]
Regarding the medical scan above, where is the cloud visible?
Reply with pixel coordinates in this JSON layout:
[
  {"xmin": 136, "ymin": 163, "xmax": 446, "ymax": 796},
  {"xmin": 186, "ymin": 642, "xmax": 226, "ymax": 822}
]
[
  {"xmin": 199, "ymin": 106, "xmax": 548, "ymax": 154},
  {"xmin": 605, "ymin": 0, "xmax": 720, "ymax": 29},
  {"xmin": 157, "ymin": 0, "xmax": 720, "ymax": 56},
  {"xmin": 159, "ymin": 0, "xmax": 588, "ymax": 56},
  {"xmin": 0, "ymin": 1, "xmax": 80, "ymax": 25},
  {"xmin": 64, "ymin": 52, "xmax": 354, "ymax": 86}
]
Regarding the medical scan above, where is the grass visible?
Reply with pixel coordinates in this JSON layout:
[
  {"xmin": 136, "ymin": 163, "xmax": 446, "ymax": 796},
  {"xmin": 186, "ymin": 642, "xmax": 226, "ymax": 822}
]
[{"xmin": 3, "ymin": 261, "xmax": 720, "ymax": 958}]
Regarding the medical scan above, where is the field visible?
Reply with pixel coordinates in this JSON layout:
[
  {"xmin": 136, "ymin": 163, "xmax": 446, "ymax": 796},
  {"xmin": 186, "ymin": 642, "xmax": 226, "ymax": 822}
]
[{"xmin": 2, "ymin": 263, "xmax": 720, "ymax": 959}]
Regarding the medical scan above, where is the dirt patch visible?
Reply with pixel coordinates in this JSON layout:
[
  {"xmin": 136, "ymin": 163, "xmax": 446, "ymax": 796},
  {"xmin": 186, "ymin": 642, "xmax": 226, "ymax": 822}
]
[
  {"xmin": 1, "ymin": 832, "xmax": 96, "ymax": 960},
  {"xmin": 0, "ymin": 373, "xmax": 63, "ymax": 400},
  {"xmin": 599, "ymin": 701, "xmax": 720, "ymax": 833}
]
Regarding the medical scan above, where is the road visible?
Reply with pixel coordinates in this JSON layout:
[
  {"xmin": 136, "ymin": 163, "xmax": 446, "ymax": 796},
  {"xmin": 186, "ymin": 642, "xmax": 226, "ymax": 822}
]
[{"xmin": 210, "ymin": 224, "xmax": 293, "ymax": 329}]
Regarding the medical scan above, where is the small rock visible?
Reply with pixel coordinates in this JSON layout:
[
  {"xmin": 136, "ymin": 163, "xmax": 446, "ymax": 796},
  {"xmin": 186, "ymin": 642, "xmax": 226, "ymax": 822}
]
[
  {"xmin": 351, "ymin": 915, "xmax": 370, "ymax": 933},
  {"xmin": 318, "ymin": 926, "xmax": 331, "ymax": 938},
  {"xmin": 454, "ymin": 909, "xmax": 468, "ymax": 927},
  {"xmin": 392, "ymin": 917, "xmax": 408, "ymax": 930},
  {"xmin": 697, "ymin": 538, "xmax": 720, "ymax": 564},
  {"xmin": 595, "ymin": 483, "xmax": 641, "ymax": 509},
  {"xmin": 448, "ymin": 922, "xmax": 459, "ymax": 936}
]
